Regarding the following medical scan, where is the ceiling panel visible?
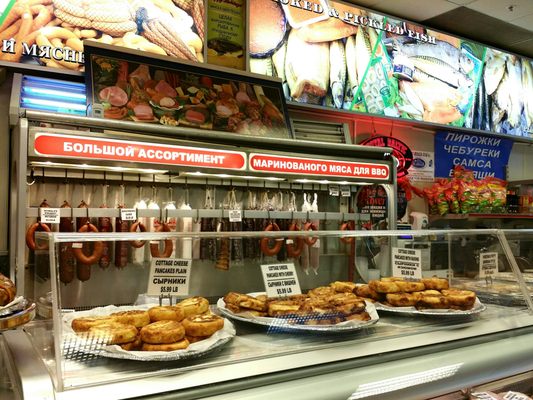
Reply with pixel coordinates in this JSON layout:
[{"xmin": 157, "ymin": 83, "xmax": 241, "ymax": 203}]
[
  {"xmin": 369, "ymin": 0, "xmax": 457, "ymax": 20},
  {"xmin": 466, "ymin": 0, "xmax": 533, "ymax": 20},
  {"xmin": 509, "ymin": 13, "xmax": 533, "ymax": 30},
  {"xmin": 446, "ymin": 0, "xmax": 477, "ymax": 5},
  {"xmin": 423, "ymin": 7, "xmax": 533, "ymax": 58}
]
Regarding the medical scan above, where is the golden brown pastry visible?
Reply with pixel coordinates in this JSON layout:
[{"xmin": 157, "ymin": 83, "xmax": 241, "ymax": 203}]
[
  {"xmin": 119, "ymin": 334, "xmax": 142, "ymax": 351},
  {"xmin": 111, "ymin": 310, "xmax": 151, "ymax": 328},
  {"xmin": 186, "ymin": 335, "xmax": 209, "ymax": 344},
  {"xmin": 308, "ymin": 286, "xmax": 335, "ymax": 297},
  {"xmin": 223, "ymin": 292, "xmax": 266, "ymax": 312},
  {"xmin": 140, "ymin": 320, "xmax": 185, "ymax": 344},
  {"xmin": 416, "ymin": 290, "xmax": 450, "ymax": 309},
  {"xmin": 386, "ymin": 292, "xmax": 421, "ymax": 307},
  {"xmin": 421, "ymin": 277, "xmax": 449, "ymax": 291},
  {"xmin": 71, "ymin": 316, "xmax": 116, "ymax": 332},
  {"xmin": 395, "ymin": 280, "xmax": 426, "ymax": 293},
  {"xmin": 182, "ymin": 314, "xmax": 224, "ymax": 337},
  {"xmin": 177, "ymin": 296, "xmax": 210, "ymax": 317},
  {"xmin": 268, "ymin": 300, "xmax": 301, "ymax": 316},
  {"xmin": 330, "ymin": 281, "xmax": 357, "ymax": 293},
  {"xmin": 148, "ymin": 306, "xmax": 184, "ymax": 322},
  {"xmin": 354, "ymin": 284, "xmax": 382, "ymax": 301},
  {"xmin": 369, "ymin": 279, "xmax": 401, "ymax": 293},
  {"xmin": 141, "ymin": 338, "xmax": 190, "ymax": 351},
  {"xmin": 0, "ymin": 273, "xmax": 16, "ymax": 306},
  {"xmin": 442, "ymin": 289, "xmax": 476, "ymax": 309},
  {"xmin": 88, "ymin": 322, "xmax": 138, "ymax": 345}
]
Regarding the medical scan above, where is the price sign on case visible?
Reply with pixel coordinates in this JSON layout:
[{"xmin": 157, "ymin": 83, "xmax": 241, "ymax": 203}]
[
  {"xmin": 260, "ymin": 263, "xmax": 301, "ymax": 298},
  {"xmin": 147, "ymin": 258, "xmax": 192, "ymax": 297},
  {"xmin": 479, "ymin": 252, "xmax": 498, "ymax": 278},
  {"xmin": 392, "ymin": 247, "xmax": 422, "ymax": 280}
]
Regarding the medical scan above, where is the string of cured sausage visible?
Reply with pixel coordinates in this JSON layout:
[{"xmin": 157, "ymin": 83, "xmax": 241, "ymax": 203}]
[{"xmin": 59, "ymin": 200, "xmax": 75, "ymax": 284}]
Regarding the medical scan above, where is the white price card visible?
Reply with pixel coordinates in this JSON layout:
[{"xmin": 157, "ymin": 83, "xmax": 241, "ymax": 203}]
[
  {"xmin": 228, "ymin": 209, "xmax": 242, "ymax": 222},
  {"xmin": 312, "ymin": 238, "xmax": 320, "ymax": 248},
  {"xmin": 340, "ymin": 186, "xmax": 351, "ymax": 197},
  {"xmin": 470, "ymin": 393, "xmax": 501, "ymax": 400},
  {"xmin": 479, "ymin": 252, "xmax": 498, "ymax": 278},
  {"xmin": 120, "ymin": 208, "xmax": 137, "ymax": 221},
  {"xmin": 329, "ymin": 185, "xmax": 340, "ymax": 196},
  {"xmin": 261, "ymin": 263, "xmax": 301, "ymax": 298},
  {"xmin": 502, "ymin": 391, "xmax": 532, "ymax": 400},
  {"xmin": 147, "ymin": 258, "xmax": 192, "ymax": 297},
  {"xmin": 40, "ymin": 208, "xmax": 60, "ymax": 224},
  {"xmin": 392, "ymin": 247, "xmax": 422, "ymax": 280}
]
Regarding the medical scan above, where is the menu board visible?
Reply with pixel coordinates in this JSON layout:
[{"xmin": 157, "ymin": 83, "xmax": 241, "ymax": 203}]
[
  {"xmin": 0, "ymin": 0, "xmax": 205, "ymax": 72},
  {"xmin": 249, "ymin": 0, "xmax": 533, "ymax": 139},
  {"xmin": 85, "ymin": 42, "xmax": 292, "ymax": 137}
]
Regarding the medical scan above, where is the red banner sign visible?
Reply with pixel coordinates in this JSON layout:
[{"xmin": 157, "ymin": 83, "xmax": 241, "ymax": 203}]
[
  {"xmin": 33, "ymin": 133, "xmax": 247, "ymax": 170},
  {"xmin": 249, "ymin": 153, "xmax": 390, "ymax": 180}
]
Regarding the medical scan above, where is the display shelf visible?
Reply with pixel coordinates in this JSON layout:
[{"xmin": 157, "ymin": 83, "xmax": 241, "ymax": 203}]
[
  {"xmin": 25, "ymin": 207, "xmax": 370, "ymax": 222},
  {"xmin": 430, "ymin": 213, "xmax": 533, "ymax": 222}
]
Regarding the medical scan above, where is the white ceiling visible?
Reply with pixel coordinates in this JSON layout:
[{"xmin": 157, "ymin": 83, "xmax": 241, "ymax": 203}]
[{"xmin": 347, "ymin": 0, "xmax": 533, "ymax": 58}]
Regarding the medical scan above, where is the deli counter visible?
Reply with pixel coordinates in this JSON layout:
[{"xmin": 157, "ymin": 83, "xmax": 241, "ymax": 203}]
[{"xmin": 3, "ymin": 228, "xmax": 533, "ymax": 400}]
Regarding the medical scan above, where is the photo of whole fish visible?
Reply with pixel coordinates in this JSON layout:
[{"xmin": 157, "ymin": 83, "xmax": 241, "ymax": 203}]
[{"xmin": 248, "ymin": 0, "xmax": 533, "ymax": 138}]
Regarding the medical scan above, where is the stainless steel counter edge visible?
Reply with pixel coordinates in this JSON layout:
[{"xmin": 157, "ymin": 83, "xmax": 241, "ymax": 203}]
[
  {"xmin": 2, "ymin": 330, "xmax": 55, "ymax": 400},
  {"xmin": 4, "ymin": 312, "xmax": 533, "ymax": 400}
]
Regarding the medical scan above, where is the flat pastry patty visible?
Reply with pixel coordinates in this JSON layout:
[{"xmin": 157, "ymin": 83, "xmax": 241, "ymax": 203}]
[
  {"xmin": 88, "ymin": 322, "xmax": 138, "ymax": 344},
  {"xmin": 140, "ymin": 320, "xmax": 186, "ymax": 344},
  {"xmin": 182, "ymin": 314, "xmax": 224, "ymax": 337}
]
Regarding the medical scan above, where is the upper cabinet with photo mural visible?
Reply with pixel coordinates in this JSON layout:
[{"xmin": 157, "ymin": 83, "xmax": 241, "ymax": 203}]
[{"xmin": 249, "ymin": 0, "xmax": 533, "ymax": 139}]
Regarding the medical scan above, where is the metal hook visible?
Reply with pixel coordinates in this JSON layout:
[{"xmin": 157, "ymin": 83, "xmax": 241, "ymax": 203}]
[
  {"xmin": 268, "ymin": 209, "xmax": 271, "ymax": 221},
  {"xmin": 26, "ymin": 168, "xmax": 36, "ymax": 186},
  {"xmin": 193, "ymin": 208, "xmax": 200, "ymax": 224},
  {"xmin": 86, "ymin": 206, "xmax": 89, "ymax": 220}
]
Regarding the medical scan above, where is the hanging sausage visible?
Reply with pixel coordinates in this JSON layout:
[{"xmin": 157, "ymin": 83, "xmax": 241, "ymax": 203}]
[
  {"xmin": 75, "ymin": 198, "xmax": 92, "ymax": 281},
  {"xmin": 98, "ymin": 183, "xmax": 112, "ymax": 269},
  {"xmin": 59, "ymin": 200, "xmax": 75, "ymax": 284},
  {"xmin": 115, "ymin": 184, "xmax": 130, "ymax": 268},
  {"xmin": 200, "ymin": 187, "xmax": 216, "ymax": 261}
]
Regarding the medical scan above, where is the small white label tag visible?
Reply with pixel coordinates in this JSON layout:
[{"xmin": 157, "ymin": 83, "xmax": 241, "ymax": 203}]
[
  {"xmin": 72, "ymin": 242, "xmax": 83, "ymax": 249},
  {"xmin": 340, "ymin": 186, "xmax": 351, "ymax": 197},
  {"xmin": 329, "ymin": 186, "xmax": 340, "ymax": 196},
  {"xmin": 40, "ymin": 208, "xmax": 60, "ymax": 224},
  {"xmin": 312, "ymin": 238, "xmax": 320, "ymax": 248},
  {"xmin": 479, "ymin": 252, "xmax": 498, "ymax": 278},
  {"xmin": 502, "ymin": 391, "xmax": 531, "ymax": 400},
  {"xmin": 147, "ymin": 258, "xmax": 192, "ymax": 297},
  {"xmin": 392, "ymin": 246, "xmax": 422, "ymax": 280},
  {"xmin": 228, "ymin": 209, "xmax": 242, "ymax": 222},
  {"xmin": 261, "ymin": 263, "xmax": 301, "ymax": 298},
  {"xmin": 286, "ymin": 239, "xmax": 294, "ymax": 245},
  {"xmin": 121, "ymin": 208, "xmax": 136, "ymax": 221}
]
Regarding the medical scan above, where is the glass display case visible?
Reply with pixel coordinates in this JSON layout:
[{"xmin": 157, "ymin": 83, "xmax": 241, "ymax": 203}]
[{"xmin": 3, "ymin": 228, "xmax": 533, "ymax": 399}]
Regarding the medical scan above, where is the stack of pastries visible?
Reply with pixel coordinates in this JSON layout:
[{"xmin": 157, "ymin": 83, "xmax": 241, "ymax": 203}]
[
  {"xmin": 71, "ymin": 296, "xmax": 225, "ymax": 351},
  {"xmin": 223, "ymin": 281, "xmax": 371, "ymax": 325},
  {"xmin": 355, "ymin": 277, "xmax": 477, "ymax": 310}
]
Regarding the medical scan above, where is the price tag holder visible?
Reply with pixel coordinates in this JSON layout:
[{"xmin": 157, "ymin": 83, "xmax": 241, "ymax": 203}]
[
  {"xmin": 261, "ymin": 262, "xmax": 301, "ymax": 298},
  {"xmin": 147, "ymin": 258, "xmax": 192, "ymax": 297},
  {"xmin": 329, "ymin": 185, "xmax": 340, "ymax": 196},
  {"xmin": 340, "ymin": 186, "xmax": 351, "ymax": 197},
  {"xmin": 40, "ymin": 208, "xmax": 60, "ymax": 224},
  {"xmin": 479, "ymin": 252, "xmax": 498, "ymax": 278},
  {"xmin": 228, "ymin": 209, "xmax": 242, "ymax": 222},
  {"xmin": 392, "ymin": 247, "xmax": 422, "ymax": 280},
  {"xmin": 121, "ymin": 208, "xmax": 137, "ymax": 221}
]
